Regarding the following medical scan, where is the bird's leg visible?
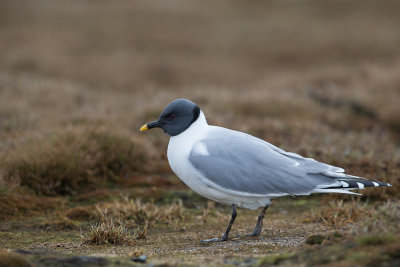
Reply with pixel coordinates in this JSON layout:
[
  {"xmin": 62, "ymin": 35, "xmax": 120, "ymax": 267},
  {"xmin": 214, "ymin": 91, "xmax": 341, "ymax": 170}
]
[
  {"xmin": 201, "ymin": 204, "xmax": 237, "ymax": 242},
  {"xmin": 221, "ymin": 204, "xmax": 237, "ymax": 241},
  {"xmin": 247, "ymin": 205, "xmax": 268, "ymax": 237}
]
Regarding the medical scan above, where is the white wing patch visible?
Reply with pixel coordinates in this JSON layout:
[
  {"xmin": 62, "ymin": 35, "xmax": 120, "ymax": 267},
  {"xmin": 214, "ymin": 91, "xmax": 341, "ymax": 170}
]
[
  {"xmin": 341, "ymin": 181, "xmax": 349, "ymax": 187},
  {"xmin": 193, "ymin": 142, "xmax": 209, "ymax": 156}
]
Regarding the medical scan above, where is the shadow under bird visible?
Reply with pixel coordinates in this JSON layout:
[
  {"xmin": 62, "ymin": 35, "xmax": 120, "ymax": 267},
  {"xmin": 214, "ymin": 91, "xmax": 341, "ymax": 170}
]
[{"xmin": 140, "ymin": 98, "xmax": 391, "ymax": 242}]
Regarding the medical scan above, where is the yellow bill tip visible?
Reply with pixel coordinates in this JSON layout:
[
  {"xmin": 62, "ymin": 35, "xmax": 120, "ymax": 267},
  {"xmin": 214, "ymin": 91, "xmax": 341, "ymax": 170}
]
[{"xmin": 140, "ymin": 124, "xmax": 149, "ymax": 132}]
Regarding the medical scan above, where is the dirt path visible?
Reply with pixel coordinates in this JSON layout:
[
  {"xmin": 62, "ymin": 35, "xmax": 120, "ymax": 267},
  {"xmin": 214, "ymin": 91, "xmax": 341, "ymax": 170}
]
[{"xmin": 1, "ymin": 197, "xmax": 347, "ymax": 266}]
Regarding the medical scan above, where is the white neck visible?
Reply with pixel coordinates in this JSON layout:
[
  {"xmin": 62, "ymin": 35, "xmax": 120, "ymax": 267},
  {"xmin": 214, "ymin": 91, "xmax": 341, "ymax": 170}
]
[
  {"xmin": 172, "ymin": 110, "xmax": 208, "ymax": 140},
  {"xmin": 168, "ymin": 110, "xmax": 208, "ymax": 170}
]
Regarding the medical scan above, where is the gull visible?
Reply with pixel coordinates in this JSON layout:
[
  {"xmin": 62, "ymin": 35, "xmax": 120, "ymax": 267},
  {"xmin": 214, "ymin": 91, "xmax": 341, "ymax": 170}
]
[{"xmin": 140, "ymin": 99, "xmax": 391, "ymax": 242}]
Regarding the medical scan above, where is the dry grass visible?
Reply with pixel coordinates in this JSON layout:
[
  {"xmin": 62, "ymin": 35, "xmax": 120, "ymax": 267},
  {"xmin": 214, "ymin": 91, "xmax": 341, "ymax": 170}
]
[
  {"xmin": 0, "ymin": 189, "xmax": 59, "ymax": 220},
  {"xmin": 65, "ymin": 197, "xmax": 184, "ymax": 227},
  {"xmin": 82, "ymin": 220, "xmax": 137, "ymax": 245},
  {"xmin": 358, "ymin": 200, "xmax": 400, "ymax": 234},
  {"xmin": 2, "ymin": 130, "xmax": 147, "ymax": 196},
  {"xmin": 309, "ymin": 200, "xmax": 372, "ymax": 227},
  {"xmin": 80, "ymin": 198, "xmax": 168, "ymax": 245},
  {"xmin": 95, "ymin": 198, "xmax": 184, "ymax": 227},
  {"xmin": 76, "ymin": 197, "xmax": 184, "ymax": 245}
]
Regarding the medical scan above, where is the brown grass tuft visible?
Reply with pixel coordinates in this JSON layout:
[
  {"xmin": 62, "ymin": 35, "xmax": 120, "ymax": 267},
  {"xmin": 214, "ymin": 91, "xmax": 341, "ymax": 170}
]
[
  {"xmin": 95, "ymin": 198, "xmax": 184, "ymax": 227},
  {"xmin": 64, "ymin": 197, "xmax": 185, "ymax": 233},
  {"xmin": 2, "ymin": 130, "xmax": 147, "ymax": 196},
  {"xmin": 310, "ymin": 200, "xmax": 372, "ymax": 227},
  {"xmin": 135, "ymin": 220, "xmax": 148, "ymax": 240},
  {"xmin": 359, "ymin": 200, "xmax": 400, "ymax": 234},
  {"xmin": 0, "ymin": 189, "xmax": 59, "ymax": 221},
  {"xmin": 75, "ymin": 197, "xmax": 183, "ymax": 243},
  {"xmin": 82, "ymin": 220, "xmax": 137, "ymax": 245}
]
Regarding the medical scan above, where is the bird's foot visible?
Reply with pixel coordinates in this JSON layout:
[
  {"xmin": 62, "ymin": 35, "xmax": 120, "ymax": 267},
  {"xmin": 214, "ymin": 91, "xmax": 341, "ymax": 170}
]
[
  {"xmin": 246, "ymin": 223, "xmax": 262, "ymax": 236},
  {"xmin": 201, "ymin": 234, "xmax": 228, "ymax": 242},
  {"xmin": 246, "ymin": 229, "xmax": 261, "ymax": 237},
  {"xmin": 246, "ymin": 233, "xmax": 260, "ymax": 237},
  {"xmin": 200, "ymin": 237, "xmax": 223, "ymax": 243}
]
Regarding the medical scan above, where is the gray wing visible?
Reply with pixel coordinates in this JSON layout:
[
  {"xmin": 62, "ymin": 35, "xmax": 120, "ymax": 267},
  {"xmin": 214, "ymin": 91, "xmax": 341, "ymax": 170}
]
[{"xmin": 189, "ymin": 127, "xmax": 345, "ymax": 197}]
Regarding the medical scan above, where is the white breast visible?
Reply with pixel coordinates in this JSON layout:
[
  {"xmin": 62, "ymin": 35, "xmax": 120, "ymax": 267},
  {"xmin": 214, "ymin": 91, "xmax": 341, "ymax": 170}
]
[{"xmin": 167, "ymin": 112, "xmax": 214, "ymax": 198}]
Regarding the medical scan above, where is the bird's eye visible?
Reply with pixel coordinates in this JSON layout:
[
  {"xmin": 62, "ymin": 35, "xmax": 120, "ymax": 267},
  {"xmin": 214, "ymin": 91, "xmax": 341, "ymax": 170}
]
[{"xmin": 167, "ymin": 113, "xmax": 176, "ymax": 120}]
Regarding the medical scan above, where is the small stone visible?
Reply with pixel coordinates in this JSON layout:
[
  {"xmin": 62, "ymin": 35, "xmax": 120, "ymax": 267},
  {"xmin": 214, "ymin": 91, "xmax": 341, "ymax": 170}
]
[{"xmin": 132, "ymin": 254, "xmax": 147, "ymax": 263}]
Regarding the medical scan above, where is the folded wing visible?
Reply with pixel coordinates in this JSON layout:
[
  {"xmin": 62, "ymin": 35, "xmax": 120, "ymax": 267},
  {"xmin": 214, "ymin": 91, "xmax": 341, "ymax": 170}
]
[{"xmin": 189, "ymin": 127, "xmax": 389, "ymax": 197}]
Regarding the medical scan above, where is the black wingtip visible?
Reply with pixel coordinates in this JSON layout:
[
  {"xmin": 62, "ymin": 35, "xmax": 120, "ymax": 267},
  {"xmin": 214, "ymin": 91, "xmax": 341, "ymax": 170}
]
[{"xmin": 323, "ymin": 179, "xmax": 392, "ymax": 190}]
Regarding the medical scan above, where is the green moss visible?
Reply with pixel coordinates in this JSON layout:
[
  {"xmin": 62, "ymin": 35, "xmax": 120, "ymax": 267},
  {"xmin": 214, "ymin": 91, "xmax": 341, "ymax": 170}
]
[
  {"xmin": 0, "ymin": 230, "xmax": 80, "ymax": 249},
  {"xmin": 357, "ymin": 234, "xmax": 397, "ymax": 246},
  {"xmin": 256, "ymin": 252, "xmax": 295, "ymax": 266},
  {"xmin": 346, "ymin": 251, "xmax": 369, "ymax": 261}
]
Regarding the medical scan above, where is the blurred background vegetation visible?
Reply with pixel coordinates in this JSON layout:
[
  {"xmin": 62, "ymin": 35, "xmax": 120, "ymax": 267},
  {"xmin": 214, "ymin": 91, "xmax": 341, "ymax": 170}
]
[
  {"xmin": 0, "ymin": 0, "xmax": 399, "ymax": 266},
  {"xmin": 1, "ymin": 0, "xmax": 399, "ymax": 199}
]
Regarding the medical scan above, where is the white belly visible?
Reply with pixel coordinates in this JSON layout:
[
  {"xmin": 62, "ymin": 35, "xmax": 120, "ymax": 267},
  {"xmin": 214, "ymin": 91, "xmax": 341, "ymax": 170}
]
[{"xmin": 167, "ymin": 136, "xmax": 270, "ymax": 210}]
